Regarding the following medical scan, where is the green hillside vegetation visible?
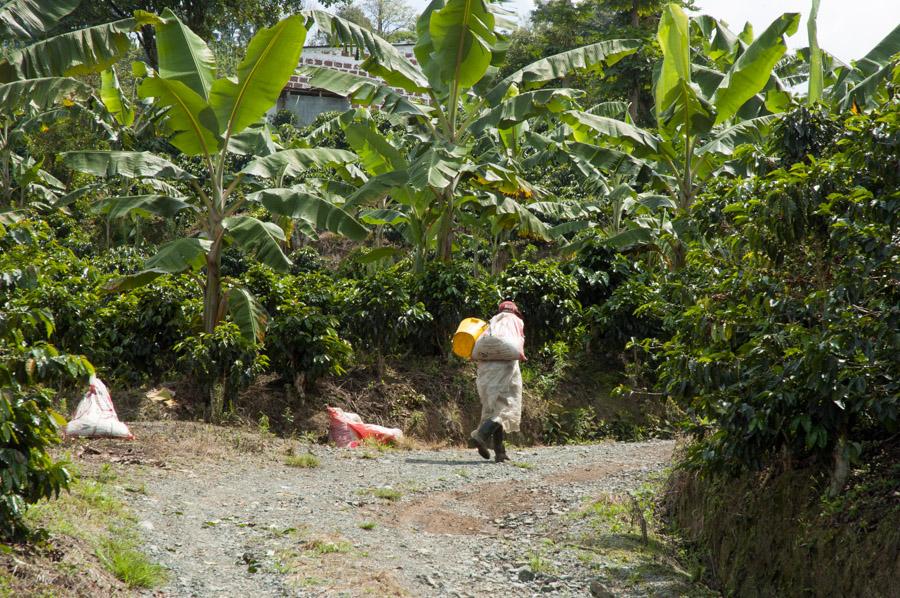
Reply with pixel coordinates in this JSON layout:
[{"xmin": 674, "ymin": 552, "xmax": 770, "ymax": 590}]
[{"xmin": 1, "ymin": 0, "xmax": 897, "ymax": 594}]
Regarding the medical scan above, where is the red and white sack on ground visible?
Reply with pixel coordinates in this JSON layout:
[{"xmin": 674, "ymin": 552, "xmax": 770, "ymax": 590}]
[
  {"xmin": 471, "ymin": 312, "xmax": 526, "ymax": 362},
  {"xmin": 327, "ymin": 406, "xmax": 403, "ymax": 447},
  {"xmin": 66, "ymin": 376, "xmax": 134, "ymax": 440},
  {"xmin": 327, "ymin": 406, "xmax": 363, "ymax": 447}
]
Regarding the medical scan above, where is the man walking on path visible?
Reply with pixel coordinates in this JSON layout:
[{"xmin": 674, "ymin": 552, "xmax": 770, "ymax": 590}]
[{"xmin": 470, "ymin": 300, "xmax": 525, "ymax": 463}]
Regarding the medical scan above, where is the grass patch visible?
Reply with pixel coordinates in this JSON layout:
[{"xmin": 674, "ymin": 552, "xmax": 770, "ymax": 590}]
[
  {"xmin": 303, "ymin": 538, "xmax": 352, "ymax": 555},
  {"xmin": 359, "ymin": 521, "xmax": 377, "ymax": 530},
  {"xmin": 97, "ymin": 536, "xmax": 168, "ymax": 589},
  {"xmin": 527, "ymin": 550, "xmax": 557, "ymax": 575},
  {"xmin": 285, "ymin": 453, "xmax": 320, "ymax": 468},
  {"xmin": 356, "ymin": 487, "xmax": 402, "ymax": 501},
  {"xmin": 511, "ymin": 461, "xmax": 534, "ymax": 470},
  {"xmin": 22, "ymin": 464, "xmax": 167, "ymax": 591},
  {"xmin": 359, "ymin": 437, "xmax": 394, "ymax": 452}
]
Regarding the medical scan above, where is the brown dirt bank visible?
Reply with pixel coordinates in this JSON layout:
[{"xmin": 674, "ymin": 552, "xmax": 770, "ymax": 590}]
[{"xmin": 662, "ymin": 439, "xmax": 900, "ymax": 597}]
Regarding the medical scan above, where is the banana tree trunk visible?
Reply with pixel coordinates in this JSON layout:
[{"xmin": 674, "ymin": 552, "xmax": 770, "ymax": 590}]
[
  {"xmin": 436, "ymin": 194, "xmax": 454, "ymax": 262},
  {"xmin": 203, "ymin": 238, "xmax": 223, "ymax": 334}
]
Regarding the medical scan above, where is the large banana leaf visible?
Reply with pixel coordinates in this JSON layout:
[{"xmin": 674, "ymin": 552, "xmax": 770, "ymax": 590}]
[
  {"xmin": 692, "ymin": 14, "xmax": 740, "ymax": 64},
  {"xmin": 693, "ymin": 63, "xmax": 725, "ymax": 99},
  {"xmin": 139, "ymin": 77, "xmax": 220, "ymax": 156},
  {"xmin": 840, "ymin": 62, "xmax": 896, "ymax": 110},
  {"xmin": 485, "ymin": 39, "xmax": 641, "ymax": 105},
  {"xmin": 299, "ymin": 66, "xmax": 428, "ymax": 117},
  {"xmin": 568, "ymin": 142, "xmax": 652, "ymax": 178},
  {"xmin": 527, "ymin": 200, "xmax": 596, "ymax": 220},
  {"xmin": 850, "ymin": 23, "xmax": 900, "ymax": 76},
  {"xmin": 833, "ymin": 23, "xmax": 900, "ymax": 109},
  {"xmin": 0, "ymin": 19, "xmax": 134, "ymax": 82},
  {"xmin": 408, "ymin": 146, "xmax": 466, "ymax": 191},
  {"xmin": 655, "ymin": 4, "xmax": 692, "ymax": 121},
  {"xmin": 0, "ymin": 77, "xmax": 91, "ymax": 112},
  {"xmin": 583, "ymin": 101, "xmax": 631, "ymax": 119},
  {"xmin": 696, "ymin": 114, "xmax": 779, "ymax": 156},
  {"xmin": 308, "ymin": 10, "xmax": 429, "ymax": 93},
  {"xmin": 344, "ymin": 123, "xmax": 407, "ymax": 175},
  {"xmin": 62, "ymin": 151, "xmax": 196, "ymax": 180},
  {"xmin": 147, "ymin": 238, "xmax": 212, "ymax": 272},
  {"xmin": 241, "ymin": 148, "xmax": 358, "ymax": 179},
  {"xmin": 427, "ymin": 0, "xmax": 497, "ymax": 91},
  {"xmin": 100, "ymin": 67, "xmax": 134, "ymax": 126},
  {"xmin": 208, "ymin": 16, "xmax": 306, "ymax": 139},
  {"xmin": 344, "ymin": 170, "xmax": 410, "ymax": 209},
  {"xmin": 562, "ymin": 112, "xmax": 660, "ymax": 154},
  {"xmin": 107, "ymin": 238, "xmax": 212, "ymax": 291},
  {"xmin": 250, "ymin": 188, "xmax": 369, "ymax": 241},
  {"xmin": 224, "ymin": 287, "xmax": 267, "ymax": 344},
  {"xmin": 227, "ymin": 123, "xmax": 279, "ymax": 157},
  {"xmin": 154, "ymin": 8, "xmax": 216, "ymax": 101},
  {"xmin": 222, "ymin": 215, "xmax": 291, "ymax": 272},
  {"xmin": 605, "ymin": 225, "xmax": 655, "ymax": 250},
  {"xmin": 657, "ymin": 79, "xmax": 716, "ymax": 138},
  {"xmin": 711, "ymin": 13, "xmax": 799, "ymax": 124},
  {"xmin": 359, "ymin": 208, "xmax": 410, "ymax": 226},
  {"xmin": 0, "ymin": 0, "xmax": 79, "ymax": 41},
  {"xmin": 807, "ymin": 0, "xmax": 823, "ymax": 104},
  {"xmin": 480, "ymin": 195, "xmax": 551, "ymax": 240},
  {"xmin": 469, "ymin": 88, "xmax": 583, "ymax": 136},
  {"xmin": 94, "ymin": 194, "xmax": 195, "ymax": 220},
  {"xmin": 53, "ymin": 183, "xmax": 103, "ymax": 208}
]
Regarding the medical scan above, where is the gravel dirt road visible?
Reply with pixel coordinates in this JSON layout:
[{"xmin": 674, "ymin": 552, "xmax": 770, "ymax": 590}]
[{"xmin": 75, "ymin": 422, "xmax": 713, "ymax": 597}]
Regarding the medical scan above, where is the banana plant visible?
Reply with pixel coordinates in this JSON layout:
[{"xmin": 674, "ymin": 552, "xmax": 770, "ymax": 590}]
[
  {"xmin": 0, "ymin": 0, "xmax": 136, "ymax": 212},
  {"xmin": 299, "ymin": 3, "xmax": 641, "ymax": 266},
  {"xmin": 564, "ymin": 4, "xmax": 800, "ymax": 217},
  {"xmin": 829, "ymin": 23, "xmax": 900, "ymax": 111},
  {"xmin": 61, "ymin": 10, "xmax": 368, "ymax": 347}
]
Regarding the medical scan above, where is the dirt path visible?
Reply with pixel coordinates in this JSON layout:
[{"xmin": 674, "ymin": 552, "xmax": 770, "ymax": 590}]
[{"xmin": 75, "ymin": 422, "xmax": 711, "ymax": 597}]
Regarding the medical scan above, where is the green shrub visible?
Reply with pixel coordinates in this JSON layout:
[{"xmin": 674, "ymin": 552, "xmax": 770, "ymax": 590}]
[
  {"xmin": 0, "ymin": 304, "xmax": 93, "ymax": 539},
  {"xmin": 94, "ymin": 275, "xmax": 200, "ymax": 384},
  {"xmin": 288, "ymin": 247, "xmax": 326, "ymax": 274},
  {"xmin": 410, "ymin": 261, "xmax": 494, "ymax": 355},
  {"xmin": 175, "ymin": 322, "xmax": 268, "ymax": 419},
  {"xmin": 497, "ymin": 258, "xmax": 581, "ymax": 350},
  {"xmin": 655, "ymin": 104, "xmax": 900, "ymax": 475},
  {"xmin": 585, "ymin": 267, "xmax": 666, "ymax": 355},
  {"xmin": 339, "ymin": 266, "xmax": 431, "ymax": 373},
  {"xmin": 267, "ymin": 303, "xmax": 351, "ymax": 393}
]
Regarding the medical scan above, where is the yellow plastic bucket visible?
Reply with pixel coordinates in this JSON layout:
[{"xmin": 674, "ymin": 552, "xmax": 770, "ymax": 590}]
[{"xmin": 452, "ymin": 318, "xmax": 488, "ymax": 359}]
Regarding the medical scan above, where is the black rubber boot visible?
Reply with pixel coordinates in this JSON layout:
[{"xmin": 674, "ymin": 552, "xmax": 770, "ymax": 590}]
[
  {"xmin": 471, "ymin": 420, "xmax": 500, "ymax": 459},
  {"xmin": 493, "ymin": 426, "xmax": 510, "ymax": 463}
]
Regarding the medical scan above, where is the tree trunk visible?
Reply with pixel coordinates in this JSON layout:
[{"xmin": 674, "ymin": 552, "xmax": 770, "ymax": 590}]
[
  {"xmin": 209, "ymin": 380, "xmax": 225, "ymax": 423},
  {"xmin": 629, "ymin": 84, "xmax": 641, "ymax": 125},
  {"xmin": 828, "ymin": 434, "xmax": 850, "ymax": 497},
  {"xmin": 203, "ymin": 239, "xmax": 223, "ymax": 334},
  {"xmin": 436, "ymin": 198, "xmax": 454, "ymax": 262}
]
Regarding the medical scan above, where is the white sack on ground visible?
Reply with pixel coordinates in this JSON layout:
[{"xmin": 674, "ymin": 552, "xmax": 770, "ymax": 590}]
[
  {"xmin": 66, "ymin": 376, "xmax": 134, "ymax": 439},
  {"xmin": 476, "ymin": 360, "xmax": 523, "ymax": 433}
]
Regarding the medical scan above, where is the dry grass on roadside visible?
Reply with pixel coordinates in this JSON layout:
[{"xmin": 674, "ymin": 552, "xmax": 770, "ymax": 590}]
[{"xmin": 275, "ymin": 531, "xmax": 407, "ymax": 597}]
